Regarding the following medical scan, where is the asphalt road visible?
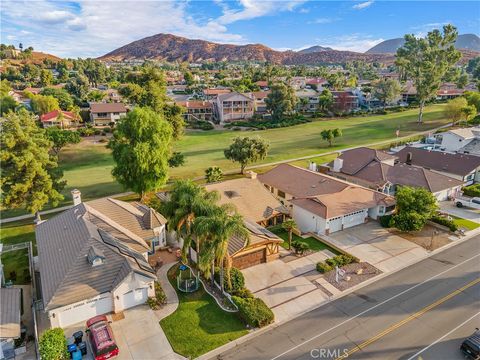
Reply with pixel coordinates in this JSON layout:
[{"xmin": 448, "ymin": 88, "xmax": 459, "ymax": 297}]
[{"xmin": 213, "ymin": 236, "xmax": 480, "ymax": 360}]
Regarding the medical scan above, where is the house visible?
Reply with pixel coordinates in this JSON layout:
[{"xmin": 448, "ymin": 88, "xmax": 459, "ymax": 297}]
[
  {"xmin": 214, "ymin": 92, "xmax": 254, "ymax": 124},
  {"xmin": 89, "ymin": 103, "xmax": 127, "ymax": 125},
  {"xmin": 438, "ymin": 128, "xmax": 480, "ymax": 153},
  {"xmin": 35, "ymin": 190, "xmax": 166, "ymax": 328},
  {"xmin": 258, "ymin": 164, "xmax": 395, "ymax": 235},
  {"xmin": 255, "ymin": 80, "xmax": 269, "ymax": 91},
  {"xmin": 23, "ymin": 87, "xmax": 42, "ymax": 95},
  {"xmin": 295, "ymin": 88, "xmax": 319, "ymax": 113},
  {"xmin": 327, "ymin": 147, "xmax": 464, "ymax": 201},
  {"xmin": 40, "ymin": 110, "xmax": 78, "ymax": 128},
  {"xmin": 176, "ymin": 101, "xmax": 214, "ymax": 122},
  {"xmin": 0, "ymin": 288, "xmax": 22, "ymax": 359},
  {"xmin": 249, "ymin": 91, "xmax": 270, "ymax": 114},
  {"xmin": 102, "ymin": 88, "xmax": 122, "ymax": 103},
  {"xmin": 331, "ymin": 90, "xmax": 359, "ymax": 113},
  {"xmin": 202, "ymin": 88, "xmax": 231, "ymax": 100},
  {"xmin": 395, "ymin": 146, "xmax": 480, "ymax": 185}
]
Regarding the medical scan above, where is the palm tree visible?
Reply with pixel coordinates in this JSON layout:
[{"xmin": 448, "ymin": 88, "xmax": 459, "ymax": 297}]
[
  {"xmin": 194, "ymin": 206, "xmax": 249, "ymax": 292},
  {"xmin": 160, "ymin": 180, "xmax": 219, "ymax": 260},
  {"xmin": 281, "ymin": 219, "xmax": 297, "ymax": 250}
]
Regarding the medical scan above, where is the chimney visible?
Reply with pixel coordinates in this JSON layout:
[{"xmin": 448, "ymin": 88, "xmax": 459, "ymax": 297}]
[
  {"xmin": 406, "ymin": 152, "xmax": 413, "ymax": 165},
  {"xmin": 245, "ymin": 171, "xmax": 257, "ymax": 179},
  {"xmin": 332, "ymin": 158, "xmax": 344, "ymax": 172},
  {"xmin": 71, "ymin": 189, "xmax": 82, "ymax": 206}
]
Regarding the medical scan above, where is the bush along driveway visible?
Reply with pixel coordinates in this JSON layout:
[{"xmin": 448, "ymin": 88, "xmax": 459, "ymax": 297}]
[{"xmin": 159, "ymin": 263, "xmax": 248, "ymax": 359}]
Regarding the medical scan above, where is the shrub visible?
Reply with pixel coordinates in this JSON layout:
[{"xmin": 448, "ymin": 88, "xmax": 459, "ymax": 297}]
[
  {"xmin": 462, "ymin": 184, "xmax": 480, "ymax": 197},
  {"xmin": 93, "ymin": 128, "xmax": 101, "ymax": 135},
  {"xmin": 214, "ymin": 267, "xmax": 245, "ymax": 293},
  {"xmin": 318, "ymin": 254, "xmax": 358, "ymax": 273},
  {"xmin": 379, "ymin": 214, "xmax": 393, "ymax": 228},
  {"xmin": 39, "ymin": 328, "xmax": 68, "ymax": 360},
  {"xmin": 231, "ymin": 287, "xmax": 254, "ymax": 299},
  {"xmin": 316, "ymin": 262, "xmax": 333, "ymax": 273},
  {"xmin": 291, "ymin": 240, "xmax": 309, "ymax": 255},
  {"xmin": 430, "ymin": 214, "xmax": 458, "ymax": 232},
  {"xmin": 155, "ymin": 281, "xmax": 167, "ymax": 304},
  {"xmin": 232, "ymin": 296, "xmax": 274, "ymax": 328}
]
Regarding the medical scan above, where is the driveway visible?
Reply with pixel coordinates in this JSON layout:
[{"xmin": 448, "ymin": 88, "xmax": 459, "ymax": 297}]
[
  {"xmin": 326, "ymin": 222, "xmax": 428, "ymax": 273},
  {"xmin": 439, "ymin": 201, "xmax": 480, "ymax": 223},
  {"xmin": 64, "ymin": 306, "xmax": 182, "ymax": 360}
]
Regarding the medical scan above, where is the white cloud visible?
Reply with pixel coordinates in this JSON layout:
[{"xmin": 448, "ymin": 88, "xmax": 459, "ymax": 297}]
[
  {"xmin": 352, "ymin": 1, "xmax": 374, "ymax": 10},
  {"xmin": 316, "ymin": 34, "xmax": 384, "ymax": 52},
  {"xmin": 411, "ymin": 22, "xmax": 451, "ymax": 38},
  {"xmin": 310, "ymin": 17, "xmax": 336, "ymax": 24}
]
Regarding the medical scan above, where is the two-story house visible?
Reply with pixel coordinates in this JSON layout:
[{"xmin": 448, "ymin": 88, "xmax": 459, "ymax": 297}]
[
  {"xmin": 89, "ymin": 103, "xmax": 127, "ymax": 126},
  {"xmin": 214, "ymin": 92, "xmax": 254, "ymax": 124}
]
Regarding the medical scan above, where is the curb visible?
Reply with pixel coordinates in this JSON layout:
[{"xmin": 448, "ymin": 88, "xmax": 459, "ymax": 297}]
[{"xmin": 196, "ymin": 230, "xmax": 478, "ymax": 360}]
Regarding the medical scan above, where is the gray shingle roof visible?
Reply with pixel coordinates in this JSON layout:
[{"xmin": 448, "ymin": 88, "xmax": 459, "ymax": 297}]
[
  {"xmin": 0, "ymin": 288, "xmax": 21, "ymax": 339},
  {"xmin": 36, "ymin": 204, "xmax": 156, "ymax": 311}
]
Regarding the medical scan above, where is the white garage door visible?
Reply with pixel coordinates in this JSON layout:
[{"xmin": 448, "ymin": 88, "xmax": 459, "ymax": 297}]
[
  {"xmin": 328, "ymin": 217, "xmax": 343, "ymax": 233},
  {"xmin": 122, "ymin": 287, "xmax": 148, "ymax": 309},
  {"xmin": 343, "ymin": 210, "xmax": 366, "ymax": 229},
  {"xmin": 58, "ymin": 294, "xmax": 113, "ymax": 328}
]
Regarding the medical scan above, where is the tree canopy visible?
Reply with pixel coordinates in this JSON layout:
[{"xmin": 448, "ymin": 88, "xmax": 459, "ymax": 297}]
[
  {"xmin": 373, "ymin": 78, "xmax": 401, "ymax": 109},
  {"xmin": 265, "ymin": 82, "xmax": 297, "ymax": 121},
  {"xmin": 1, "ymin": 110, "xmax": 64, "ymax": 213},
  {"xmin": 224, "ymin": 136, "xmax": 269, "ymax": 174},
  {"xmin": 321, "ymin": 128, "xmax": 342, "ymax": 147},
  {"xmin": 108, "ymin": 107, "xmax": 173, "ymax": 200},
  {"xmin": 45, "ymin": 127, "xmax": 81, "ymax": 155},
  {"xmin": 444, "ymin": 97, "xmax": 468, "ymax": 124},
  {"xmin": 396, "ymin": 24, "xmax": 461, "ymax": 123}
]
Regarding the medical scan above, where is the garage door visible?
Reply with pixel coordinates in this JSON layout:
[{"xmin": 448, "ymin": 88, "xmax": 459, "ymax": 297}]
[
  {"xmin": 58, "ymin": 294, "xmax": 113, "ymax": 328},
  {"xmin": 343, "ymin": 210, "xmax": 366, "ymax": 229},
  {"xmin": 122, "ymin": 287, "xmax": 148, "ymax": 309},
  {"xmin": 232, "ymin": 249, "xmax": 266, "ymax": 269},
  {"xmin": 328, "ymin": 217, "xmax": 343, "ymax": 233}
]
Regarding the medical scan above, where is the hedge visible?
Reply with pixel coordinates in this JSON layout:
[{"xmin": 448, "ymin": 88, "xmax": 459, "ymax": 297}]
[
  {"xmin": 430, "ymin": 215, "xmax": 458, "ymax": 232},
  {"xmin": 39, "ymin": 328, "xmax": 68, "ymax": 360},
  {"xmin": 316, "ymin": 254, "xmax": 358, "ymax": 273},
  {"xmin": 379, "ymin": 214, "xmax": 393, "ymax": 228},
  {"xmin": 232, "ymin": 296, "xmax": 274, "ymax": 328},
  {"xmin": 462, "ymin": 184, "xmax": 480, "ymax": 198}
]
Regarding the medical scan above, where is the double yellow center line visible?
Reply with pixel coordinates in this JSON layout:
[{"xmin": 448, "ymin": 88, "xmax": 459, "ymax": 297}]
[{"xmin": 336, "ymin": 277, "xmax": 480, "ymax": 359}]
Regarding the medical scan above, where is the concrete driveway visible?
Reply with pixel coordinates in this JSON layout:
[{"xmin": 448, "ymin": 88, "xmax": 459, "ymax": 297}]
[
  {"xmin": 326, "ymin": 222, "xmax": 428, "ymax": 273},
  {"xmin": 439, "ymin": 201, "xmax": 480, "ymax": 223},
  {"xmin": 65, "ymin": 306, "xmax": 182, "ymax": 360}
]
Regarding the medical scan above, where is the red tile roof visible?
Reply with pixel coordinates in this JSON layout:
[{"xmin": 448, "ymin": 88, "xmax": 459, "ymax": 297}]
[{"xmin": 40, "ymin": 110, "xmax": 76, "ymax": 122}]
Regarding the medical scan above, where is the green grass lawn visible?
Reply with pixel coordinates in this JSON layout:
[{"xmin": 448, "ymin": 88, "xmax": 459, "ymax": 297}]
[
  {"xmin": 2, "ymin": 104, "xmax": 449, "ymax": 218},
  {"xmin": 269, "ymin": 226, "xmax": 340, "ymax": 254},
  {"xmin": 0, "ymin": 219, "xmax": 37, "ymax": 284},
  {"xmin": 160, "ymin": 264, "xmax": 248, "ymax": 358},
  {"xmin": 450, "ymin": 216, "xmax": 480, "ymax": 231}
]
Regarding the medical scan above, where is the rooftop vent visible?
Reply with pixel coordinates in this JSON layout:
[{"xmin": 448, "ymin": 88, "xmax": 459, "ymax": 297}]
[{"xmin": 87, "ymin": 246, "xmax": 105, "ymax": 267}]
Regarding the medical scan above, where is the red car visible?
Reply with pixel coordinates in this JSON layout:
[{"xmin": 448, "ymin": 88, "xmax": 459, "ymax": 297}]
[{"xmin": 86, "ymin": 315, "xmax": 119, "ymax": 360}]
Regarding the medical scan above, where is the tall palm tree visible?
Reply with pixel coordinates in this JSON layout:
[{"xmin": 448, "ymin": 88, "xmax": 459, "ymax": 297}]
[
  {"xmin": 160, "ymin": 180, "xmax": 219, "ymax": 260},
  {"xmin": 194, "ymin": 206, "xmax": 249, "ymax": 292},
  {"xmin": 282, "ymin": 219, "xmax": 297, "ymax": 250}
]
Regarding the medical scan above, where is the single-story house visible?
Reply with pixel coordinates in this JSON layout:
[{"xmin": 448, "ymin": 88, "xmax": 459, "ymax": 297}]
[
  {"xmin": 40, "ymin": 110, "xmax": 78, "ymax": 128},
  {"xmin": 258, "ymin": 164, "xmax": 395, "ymax": 235},
  {"xmin": 36, "ymin": 190, "xmax": 166, "ymax": 328},
  {"xmin": 89, "ymin": 102, "xmax": 127, "ymax": 126},
  {"xmin": 328, "ymin": 147, "xmax": 464, "ymax": 201},
  {"xmin": 0, "ymin": 288, "xmax": 21, "ymax": 359},
  {"xmin": 438, "ymin": 128, "xmax": 480, "ymax": 153},
  {"xmin": 395, "ymin": 146, "xmax": 480, "ymax": 185}
]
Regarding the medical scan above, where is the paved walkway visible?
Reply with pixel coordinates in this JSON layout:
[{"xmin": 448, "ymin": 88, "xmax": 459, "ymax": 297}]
[{"xmin": 153, "ymin": 262, "xmax": 180, "ymax": 322}]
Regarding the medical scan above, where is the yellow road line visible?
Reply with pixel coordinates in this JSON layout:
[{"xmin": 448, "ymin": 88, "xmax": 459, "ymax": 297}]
[{"xmin": 336, "ymin": 277, "xmax": 480, "ymax": 360}]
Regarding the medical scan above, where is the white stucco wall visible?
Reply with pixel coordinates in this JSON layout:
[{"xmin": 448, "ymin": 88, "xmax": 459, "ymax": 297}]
[
  {"xmin": 441, "ymin": 133, "xmax": 472, "ymax": 152},
  {"xmin": 292, "ymin": 205, "xmax": 327, "ymax": 234},
  {"xmin": 113, "ymin": 272, "xmax": 155, "ymax": 312}
]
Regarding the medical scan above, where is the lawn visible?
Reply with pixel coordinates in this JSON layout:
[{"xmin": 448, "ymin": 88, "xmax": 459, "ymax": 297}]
[
  {"xmin": 450, "ymin": 216, "xmax": 480, "ymax": 231},
  {"xmin": 160, "ymin": 263, "xmax": 248, "ymax": 358},
  {"xmin": 269, "ymin": 226, "xmax": 340, "ymax": 254},
  {"xmin": 2, "ymin": 104, "xmax": 449, "ymax": 218},
  {"xmin": 0, "ymin": 219, "xmax": 37, "ymax": 284}
]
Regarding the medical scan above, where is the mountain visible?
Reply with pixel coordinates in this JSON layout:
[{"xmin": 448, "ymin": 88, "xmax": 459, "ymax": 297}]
[
  {"xmin": 99, "ymin": 33, "xmax": 394, "ymax": 65},
  {"xmin": 298, "ymin": 45, "xmax": 334, "ymax": 54},
  {"xmin": 366, "ymin": 34, "xmax": 480, "ymax": 53}
]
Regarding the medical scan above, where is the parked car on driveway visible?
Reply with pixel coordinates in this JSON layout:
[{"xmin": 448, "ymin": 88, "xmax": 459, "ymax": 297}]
[
  {"xmin": 455, "ymin": 196, "xmax": 480, "ymax": 210},
  {"xmin": 86, "ymin": 315, "xmax": 119, "ymax": 360}
]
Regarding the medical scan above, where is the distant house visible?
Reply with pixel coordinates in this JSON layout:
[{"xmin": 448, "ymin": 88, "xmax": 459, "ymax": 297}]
[
  {"xmin": 40, "ymin": 109, "xmax": 78, "ymax": 128},
  {"xmin": 0, "ymin": 288, "xmax": 22, "ymax": 358},
  {"xmin": 202, "ymin": 88, "xmax": 231, "ymax": 100},
  {"xmin": 89, "ymin": 102, "xmax": 127, "ymax": 125},
  {"xmin": 23, "ymin": 87, "xmax": 42, "ymax": 95},
  {"xmin": 36, "ymin": 190, "xmax": 166, "ymax": 328},
  {"xmin": 395, "ymin": 146, "xmax": 480, "ymax": 185},
  {"xmin": 327, "ymin": 147, "xmax": 463, "ymax": 201},
  {"xmin": 214, "ymin": 92, "xmax": 254, "ymax": 124},
  {"xmin": 249, "ymin": 91, "xmax": 270, "ymax": 114},
  {"xmin": 295, "ymin": 88, "xmax": 319, "ymax": 113},
  {"xmin": 331, "ymin": 90, "xmax": 359, "ymax": 113},
  {"xmin": 255, "ymin": 80, "xmax": 269, "ymax": 91},
  {"xmin": 103, "ymin": 88, "xmax": 122, "ymax": 103},
  {"xmin": 438, "ymin": 128, "xmax": 480, "ymax": 153},
  {"xmin": 258, "ymin": 164, "xmax": 395, "ymax": 235},
  {"xmin": 176, "ymin": 100, "xmax": 214, "ymax": 122}
]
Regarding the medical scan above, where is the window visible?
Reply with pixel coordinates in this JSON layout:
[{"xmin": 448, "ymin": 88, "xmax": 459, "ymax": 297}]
[
  {"xmin": 466, "ymin": 173, "xmax": 475, "ymax": 181},
  {"xmin": 277, "ymin": 190, "xmax": 286, "ymax": 198}
]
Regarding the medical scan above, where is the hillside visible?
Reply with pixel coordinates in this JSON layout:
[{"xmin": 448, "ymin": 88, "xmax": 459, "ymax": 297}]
[
  {"xmin": 298, "ymin": 45, "xmax": 334, "ymax": 54},
  {"xmin": 99, "ymin": 33, "xmax": 394, "ymax": 65},
  {"xmin": 366, "ymin": 33, "xmax": 480, "ymax": 53}
]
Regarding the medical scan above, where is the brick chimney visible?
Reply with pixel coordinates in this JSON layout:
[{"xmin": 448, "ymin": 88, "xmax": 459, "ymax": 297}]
[{"xmin": 71, "ymin": 189, "xmax": 82, "ymax": 206}]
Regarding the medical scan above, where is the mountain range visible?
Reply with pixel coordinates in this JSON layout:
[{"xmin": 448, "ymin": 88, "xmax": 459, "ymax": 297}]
[
  {"xmin": 366, "ymin": 33, "xmax": 480, "ymax": 53},
  {"xmin": 99, "ymin": 33, "xmax": 479, "ymax": 65}
]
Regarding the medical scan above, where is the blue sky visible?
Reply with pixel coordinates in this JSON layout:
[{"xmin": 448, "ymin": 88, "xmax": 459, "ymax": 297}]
[{"xmin": 1, "ymin": 1, "xmax": 479, "ymax": 58}]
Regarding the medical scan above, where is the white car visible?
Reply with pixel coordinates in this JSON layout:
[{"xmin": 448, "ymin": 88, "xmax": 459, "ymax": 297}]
[{"xmin": 455, "ymin": 196, "xmax": 480, "ymax": 210}]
